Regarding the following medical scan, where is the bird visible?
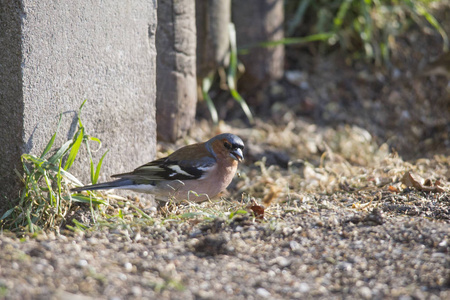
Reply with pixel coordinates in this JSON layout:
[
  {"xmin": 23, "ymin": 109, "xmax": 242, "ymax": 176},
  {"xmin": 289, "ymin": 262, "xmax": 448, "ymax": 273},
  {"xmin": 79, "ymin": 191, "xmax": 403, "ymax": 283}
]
[{"xmin": 71, "ymin": 133, "xmax": 244, "ymax": 202}]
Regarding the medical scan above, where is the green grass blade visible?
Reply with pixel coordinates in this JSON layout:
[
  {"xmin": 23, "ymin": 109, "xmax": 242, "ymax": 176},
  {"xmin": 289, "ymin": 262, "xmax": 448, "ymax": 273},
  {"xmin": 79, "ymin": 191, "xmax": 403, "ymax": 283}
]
[
  {"xmin": 54, "ymin": 168, "xmax": 84, "ymax": 186},
  {"xmin": 228, "ymin": 23, "xmax": 254, "ymax": 124},
  {"xmin": 65, "ymin": 194, "xmax": 107, "ymax": 205},
  {"xmin": 89, "ymin": 194, "xmax": 97, "ymax": 224},
  {"xmin": 84, "ymin": 135, "xmax": 104, "ymax": 184},
  {"xmin": 360, "ymin": 0, "xmax": 374, "ymax": 60},
  {"xmin": 25, "ymin": 208, "xmax": 34, "ymax": 233},
  {"xmin": 239, "ymin": 32, "xmax": 335, "ymax": 53},
  {"xmin": 48, "ymin": 140, "xmax": 72, "ymax": 165},
  {"xmin": 40, "ymin": 114, "xmax": 62, "ymax": 159},
  {"xmin": 65, "ymin": 100, "xmax": 90, "ymax": 171},
  {"xmin": 229, "ymin": 209, "xmax": 248, "ymax": 219},
  {"xmin": 414, "ymin": 2, "xmax": 449, "ymax": 51},
  {"xmin": 333, "ymin": 0, "xmax": 353, "ymax": 30},
  {"xmin": 82, "ymin": 135, "xmax": 95, "ymax": 183},
  {"xmin": 380, "ymin": 42, "xmax": 390, "ymax": 66},
  {"xmin": 64, "ymin": 127, "xmax": 84, "ymax": 171},
  {"xmin": 56, "ymin": 158, "xmax": 63, "ymax": 215},
  {"xmin": 202, "ymin": 75, "xmax": 219, "ymax": 124},
  {"xmin": 93, "ymin": 150, "xmax": 109, "ymax": 185},
  {"xmin": 72, "ymin": 219, "xmax": 89, "ymax": 230},
  {"xmin": 87, "ymin": 136, "xmax": 102, "ymax": 147},
  {"xmin": 128, "ymin": 203, "xmax": 153, "ymax": 220},
  {"xmin": 42, "ymin": 170, "xmax": 56, "ymax": 206},
  {"xmin": 78, "ymin": 100, "xmax": 87, "ymax": 127},
  {"xmin": 1, "ymin": 208, "xmax": 15, "ymax": 220},
  {"xmin": 228, "ymin": 23, "xmax": 239, "ymax": 82},
  {"xmin": 90, "ymin": 159, "xmax": 95, "ymax": 185},
  {"xmin": 287, "ymin": 0, "xmax": 312, "ymax": 36},
  {"xmin": 229, "ymin": 89, "xmax": 254, "ymax": 123}
]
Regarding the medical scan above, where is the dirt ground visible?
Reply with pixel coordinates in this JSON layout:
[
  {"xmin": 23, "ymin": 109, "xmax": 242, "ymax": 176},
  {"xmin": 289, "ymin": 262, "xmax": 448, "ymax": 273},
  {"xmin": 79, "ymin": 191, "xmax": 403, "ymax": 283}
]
[{"xmin": 1, "ymin": 7, "xmax": 450, "ymax": 300}]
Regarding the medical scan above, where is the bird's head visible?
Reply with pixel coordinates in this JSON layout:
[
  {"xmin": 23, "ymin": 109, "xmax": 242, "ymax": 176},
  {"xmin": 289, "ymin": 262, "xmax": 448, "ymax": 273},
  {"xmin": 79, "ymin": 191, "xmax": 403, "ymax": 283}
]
[{"xmin": 207, "ymin": 133, "xmax": 244, "ymax": 162}]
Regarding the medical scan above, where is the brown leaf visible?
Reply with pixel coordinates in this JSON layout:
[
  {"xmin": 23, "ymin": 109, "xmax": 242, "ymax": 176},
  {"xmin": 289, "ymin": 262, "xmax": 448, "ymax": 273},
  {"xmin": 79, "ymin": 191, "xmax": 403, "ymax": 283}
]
[
  {"xmin": 388, "ymin": 185, "xmax": 399, "ymax": 192},
  {"xmin": 423, "ymin": 178, "xmax": 433, "ymax": 187},
  {"xmin": 401, "ymin": 171, "xmax": 424, "ymax": 190},
  {"xmin": 248, "ymin": 198, "xmax": 265, "ymax": 220},
  {"xmin": 401, "ymin": 171, "xmax": 445, "ymax": 193}
]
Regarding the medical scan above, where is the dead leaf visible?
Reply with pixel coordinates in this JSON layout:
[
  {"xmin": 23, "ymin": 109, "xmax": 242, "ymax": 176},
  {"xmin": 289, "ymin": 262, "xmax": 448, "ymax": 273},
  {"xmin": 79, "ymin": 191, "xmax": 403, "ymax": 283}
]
[
  {"xmin": 401, "ymin": 171, "xmax": 423, "ymax": 189},
  {"xmin": 424, "ymin": 178, "xmax": 433, "ymax": 186},
  {"xmin": 248, "ymin": 198, "xmax": 265, "ymax": 220},
  {"xmin": 388, "ymin": 185, "xmax": 399, "ymax": 192},
  {"xmin": 401, "ymin": 171, "xmax": 445, "ymax": 193}
]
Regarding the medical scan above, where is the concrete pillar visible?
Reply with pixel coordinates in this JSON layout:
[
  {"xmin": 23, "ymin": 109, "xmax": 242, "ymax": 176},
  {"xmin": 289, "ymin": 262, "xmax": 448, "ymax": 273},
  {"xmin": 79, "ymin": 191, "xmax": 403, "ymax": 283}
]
[
  {"xmin": 156, "ymin": 0, "xmax": 197, "ymax": 142},
  {"xmin": 196, "ymin": 0, "xmax": 231, "ymax": 79},
  {"xmin": 0, "ymin": 0, "xmax": 157, "ymax": 210},
  {"xmin": 232, "ymin": 0, "xmax": 285, "ymax": 97}
]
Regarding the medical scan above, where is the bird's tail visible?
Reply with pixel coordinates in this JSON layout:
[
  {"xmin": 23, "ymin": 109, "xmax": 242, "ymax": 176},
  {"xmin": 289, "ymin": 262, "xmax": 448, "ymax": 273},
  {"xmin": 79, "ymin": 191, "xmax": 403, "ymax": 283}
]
[{"xmin": 70, "ymin": 179, "xmax": 134, "ymax": 193}]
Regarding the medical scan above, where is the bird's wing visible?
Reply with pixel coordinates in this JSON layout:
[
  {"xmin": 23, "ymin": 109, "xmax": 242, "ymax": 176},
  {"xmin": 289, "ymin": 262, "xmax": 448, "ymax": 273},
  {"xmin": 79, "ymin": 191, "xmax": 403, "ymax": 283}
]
[{"xmin": 111, "ymin": 156, "xmax": 216, "ymax": 183}]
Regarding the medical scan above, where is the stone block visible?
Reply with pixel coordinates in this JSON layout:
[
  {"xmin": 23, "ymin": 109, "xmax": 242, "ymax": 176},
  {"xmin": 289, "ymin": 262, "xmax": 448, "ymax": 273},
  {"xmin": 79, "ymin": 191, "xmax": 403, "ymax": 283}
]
[
  {"xmin": 232, "ymin": 0, "xmax": 284, "ymax": 96},
  {"xmin": 196, "ymin": 0, "xmax": 231, "ymax": 79},
  {"xmin": 156, "ymin": 0, "xmax": 197, "ymax": 142},
  {"xmin": 0, "ymin": 0, "xmax": 157, "ymax": 211}
]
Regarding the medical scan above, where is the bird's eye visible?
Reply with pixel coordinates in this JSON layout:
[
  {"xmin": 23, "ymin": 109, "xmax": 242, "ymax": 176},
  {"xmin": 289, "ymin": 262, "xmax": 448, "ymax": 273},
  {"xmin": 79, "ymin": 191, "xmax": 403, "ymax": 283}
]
[{"xmin": 224, "ymin": 141, "xmax": 232, "ymax": 149}]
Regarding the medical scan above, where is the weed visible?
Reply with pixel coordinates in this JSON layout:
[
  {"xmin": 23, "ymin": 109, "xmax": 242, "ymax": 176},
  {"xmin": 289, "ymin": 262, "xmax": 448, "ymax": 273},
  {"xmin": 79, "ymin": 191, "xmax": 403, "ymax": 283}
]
[
  {"xmin": 1, "ymin": 101, "xmax": 108, "ymax": 233},
  {"xmin": 201, "ymin": 23, "xmax": 254, "ymax": 125},
  {"xmin": 278, "ymin": 1, "xmax": 448, "ymax": 65}
]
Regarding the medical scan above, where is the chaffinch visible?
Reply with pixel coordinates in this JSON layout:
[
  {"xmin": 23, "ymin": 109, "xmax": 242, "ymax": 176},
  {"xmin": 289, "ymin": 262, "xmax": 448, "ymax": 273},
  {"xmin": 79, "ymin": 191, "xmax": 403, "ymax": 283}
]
[{"xmin": 71, "ymin": 133, "xmax": 244, "ymax": 202}]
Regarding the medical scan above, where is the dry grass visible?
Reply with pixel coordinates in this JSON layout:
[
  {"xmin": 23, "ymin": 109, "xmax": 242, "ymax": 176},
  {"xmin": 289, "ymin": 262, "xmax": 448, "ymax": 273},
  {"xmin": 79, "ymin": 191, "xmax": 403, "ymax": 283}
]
[{"xmin": 139, "ymin": 117, "xmax": 449, "ymax": 226}]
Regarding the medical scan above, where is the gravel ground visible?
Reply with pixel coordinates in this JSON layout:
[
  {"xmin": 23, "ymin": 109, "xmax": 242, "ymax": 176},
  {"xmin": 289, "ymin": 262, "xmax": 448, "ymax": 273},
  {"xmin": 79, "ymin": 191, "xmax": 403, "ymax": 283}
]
[{"xmin": 1, "ymin": 195, "xmax": 449, "ymax": 299}]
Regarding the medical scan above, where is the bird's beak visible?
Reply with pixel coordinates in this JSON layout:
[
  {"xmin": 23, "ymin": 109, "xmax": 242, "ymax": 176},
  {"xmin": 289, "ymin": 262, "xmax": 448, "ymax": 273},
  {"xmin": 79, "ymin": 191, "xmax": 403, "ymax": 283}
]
[{"xmin": 230, "ymin": 148, "xmax": 244, "ymax": 162}]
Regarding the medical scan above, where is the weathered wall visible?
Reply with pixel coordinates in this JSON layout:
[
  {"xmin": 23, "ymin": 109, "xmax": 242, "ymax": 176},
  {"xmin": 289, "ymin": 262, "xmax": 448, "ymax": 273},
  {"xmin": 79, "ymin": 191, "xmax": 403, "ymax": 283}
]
[{"xmin": 0, "ymin": 0, "xmax": 157, "ymax": 210}]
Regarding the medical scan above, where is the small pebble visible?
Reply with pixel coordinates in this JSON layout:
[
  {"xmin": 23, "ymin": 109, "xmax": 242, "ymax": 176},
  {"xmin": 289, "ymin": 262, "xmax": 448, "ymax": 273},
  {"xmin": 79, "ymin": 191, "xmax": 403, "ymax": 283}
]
[
  {"xmin": 337, "ymin": 262, "xmax": 352, "ymax": 272},
  {"xmin": 359, "ymin": 286, "xmax": 372, "ymax": 299},
  {"xmin": 118, "ymin": 273, "xmax": 127, "ymax": 281},
  {"xmin": 131, "ymin": 286, "xmax": 142, "ymax": 296},
  {"xmin": 298, "ymin": 282, "xmax": 310, "ymax": 293},
  {"xmin": 124, "ymin": 262, "xmax": 133, "ymax": 272},
  {"xmin": 256, "ymin": 287, "xmax": 271, "ymax": 298},
  {"xmin": 275, "ymin": 256, "xmax": 291, "ymax": 268},
  {"xmin": 78, "ymin": 260, "xmax": 88, "ymax": 267},
  {"xmin": 289, "ymin": 241, "xmax": 301, "ymax": 251}
]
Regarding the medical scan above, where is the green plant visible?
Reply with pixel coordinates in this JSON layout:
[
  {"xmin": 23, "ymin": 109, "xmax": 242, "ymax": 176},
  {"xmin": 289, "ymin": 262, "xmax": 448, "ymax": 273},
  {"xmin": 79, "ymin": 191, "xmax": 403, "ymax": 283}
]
[
  {"xmin": 201, "ymin": 22, "xmax": 254, "ymax": 125},
  {"xmin": 227, "ymin": 23, "xmax": 254, "ymax": 124},
  {"xmin": 1, "ymin": 101, "xmax": 108, "ymax": 233},
  {"xmin": 281, "ymin": 0, "xmax": 448, "ymax": 65}
]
